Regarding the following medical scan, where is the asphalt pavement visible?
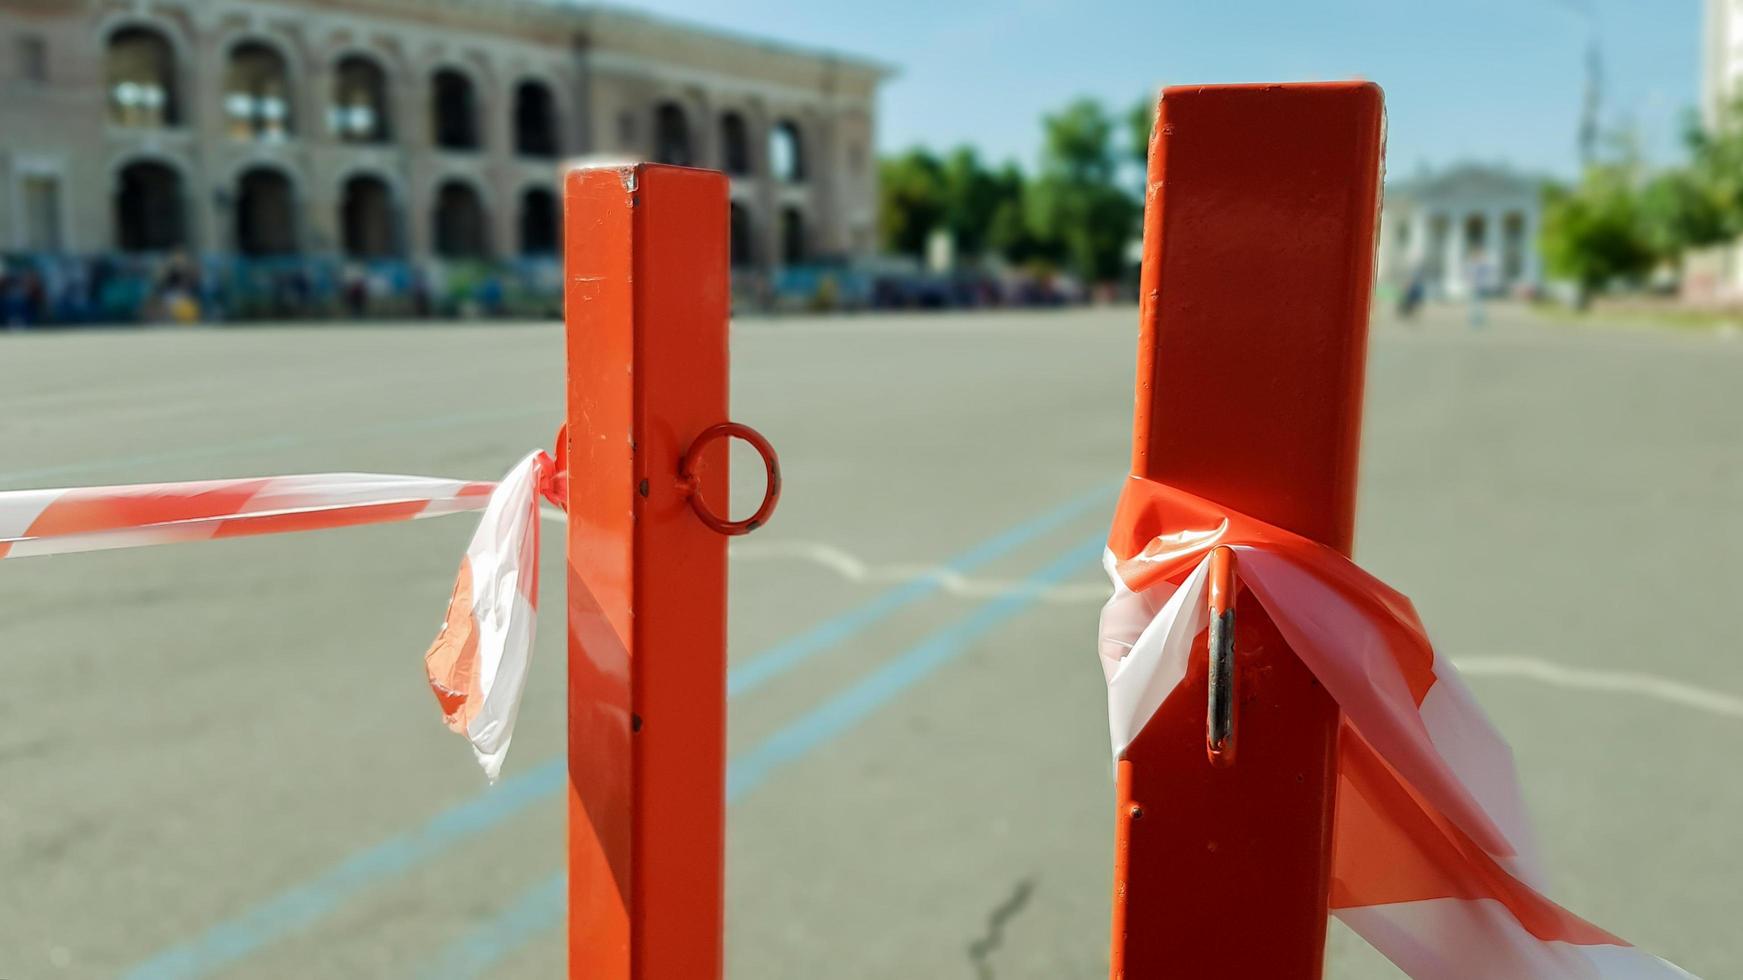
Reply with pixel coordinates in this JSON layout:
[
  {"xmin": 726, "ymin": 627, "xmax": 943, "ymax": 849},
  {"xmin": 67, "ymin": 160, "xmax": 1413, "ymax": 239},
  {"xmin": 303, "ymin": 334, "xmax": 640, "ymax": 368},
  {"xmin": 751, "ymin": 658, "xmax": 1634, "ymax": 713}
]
[{"xmin": 0, "ymin": 303, "xmax": 1737, "ymax": 978}]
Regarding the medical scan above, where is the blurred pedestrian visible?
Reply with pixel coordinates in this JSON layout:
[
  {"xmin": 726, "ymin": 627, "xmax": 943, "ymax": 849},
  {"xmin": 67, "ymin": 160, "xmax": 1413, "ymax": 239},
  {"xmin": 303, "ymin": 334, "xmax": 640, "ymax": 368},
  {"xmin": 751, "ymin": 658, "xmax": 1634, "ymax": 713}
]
[
  {"xmin": 156, "ymin": 251, "xmax": 200, "ymax": 323},
  {"xmin": 1465, "ymin": 249, "xmax": 1495, "ymax": 328},
  {"xmin": 1397, "ymin": 266, "xmax": 1426, "ymax": 320},
  {"xmin": 343, "ymin": 263, "xmax": 368, "ymax": 317},
  {"xmin": 0, "ymin": 259, "xmax": 24, "ymax": 328}
]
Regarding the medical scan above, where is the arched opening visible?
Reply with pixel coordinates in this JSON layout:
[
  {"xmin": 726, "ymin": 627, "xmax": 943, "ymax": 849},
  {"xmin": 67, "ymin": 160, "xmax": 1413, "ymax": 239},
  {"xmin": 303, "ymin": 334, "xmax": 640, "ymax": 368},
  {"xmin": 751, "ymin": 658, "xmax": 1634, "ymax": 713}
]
[
  {"xmin": 332, "ymin": 54, "xmax": 390, "ymax": 143},
  {"xmin": 780, "ymin": 206, "xmax": 806, "ymax": 265},
  {"xmin": 519, "ymin": 187, "xmax": 560, "ymax": 255},
  {"xmin": 770, "ymin": 120, "xmax": 804, "ymax": 183},
  {"xmin": 730, "ymin": 202, "xmax": 754, "ymax": 268},
  {"xmin": 341, "ymin": 174, "xmax": 397, "ymax": 258},
  {"xmin": 1462, "ymin": 212, "xmax": 1487, "ymax": 257},
  {"xmin": 235, "ymin": 167, "xmax": 297, "ymax": 256},
  {"xmin": 115, "ymin": 160, "xmax": 185, "ymax": 252},
  {"xmin": 514, "ymin": 80, "xmax": 560, "ymax": 158},
  {"xmin": 107, "ymin": 26, "xmax": 179, "ymax": 127},
  {"xmin": 433, "ymin": 180, "xmax": 488, "ymax": 258},
  {"xmin": 653, "ymin": 102, "xmax": 691, "ymax": 166},
  {"xmin": 431, "ymin": 68, "xmax": 480, "ymax": 151},
  {"xmin": 720, "ymin": 112, "xmax": 751, "ymax": 176},
  {"xmin": 224, "ymin": 42, "xmax": 293, "ymax": 141}
]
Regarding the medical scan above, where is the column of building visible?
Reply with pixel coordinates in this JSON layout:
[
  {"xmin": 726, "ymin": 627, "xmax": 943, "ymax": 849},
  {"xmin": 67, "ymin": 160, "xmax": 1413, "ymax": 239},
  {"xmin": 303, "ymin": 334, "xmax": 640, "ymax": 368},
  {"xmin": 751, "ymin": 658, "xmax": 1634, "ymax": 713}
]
[
  {"xmin": 303, "ymin": 49, "xmax": 342, "ymax": 257},
  {"xmin": 489, "ymin": 71, "xmax": 519, "ymax": 263},
  {"xmin": 1438, "ymin": 212, "xmax": 1460, "ymax": 296},
  {"xmin": 749, "ymin": 101, "xmax": 780, "ymax": 286},
  {"xmin": 398, "ymin": 60, "xmax": 433, "ymax": 263},
  {"xmin": 187, "ymin": 9, "xmax": 228, "ymax": 256}
]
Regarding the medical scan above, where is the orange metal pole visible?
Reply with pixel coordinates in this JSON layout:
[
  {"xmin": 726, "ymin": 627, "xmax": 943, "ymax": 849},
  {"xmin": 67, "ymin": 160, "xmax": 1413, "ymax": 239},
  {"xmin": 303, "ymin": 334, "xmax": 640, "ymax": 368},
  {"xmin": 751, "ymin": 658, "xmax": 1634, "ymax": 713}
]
[
  {"xmin": 563, "ymin": 163, "xmax": 729, "ymax": 980},
  {"xmin": 1110, "ymin": 82, "xmax": 1384, "ymax": 978}
]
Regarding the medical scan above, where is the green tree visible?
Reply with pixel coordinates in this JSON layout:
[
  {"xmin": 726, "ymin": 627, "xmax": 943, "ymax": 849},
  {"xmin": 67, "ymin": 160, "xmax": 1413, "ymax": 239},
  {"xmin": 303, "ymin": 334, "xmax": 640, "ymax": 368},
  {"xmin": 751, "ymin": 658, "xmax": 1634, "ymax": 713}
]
[
  {"xmin": 1661, "ymin": 100, "xmax": 1743, "ymax": 252},
  {"xmin": 1639, "ymin": 168, "xmax": 1726, "ymax": 261},
  {"xmin": 940, "ymin": 147, "xmax": 1007, "ymax": 261},
  {"xmin": 1125, "ymin": 95, "xmax": 1155, "ymax": 172},
  {"xmin": 1540, "ymin": 167, "xmax": 1657, "ymax": 307},
  {"xmin": 878, "ymin": 149, "xmax": 947, "ymax": 259},
  {"xmin": 1029, "ymin": 98, "xmax": 1139, "ymax": 283},
  {"xmin": 983, "ymin": 163, "xmax": 1046, "ymax": 263},
  {"xmin": 1039, "ymin": 98, "xmax": 1119, "ymax": 185}
]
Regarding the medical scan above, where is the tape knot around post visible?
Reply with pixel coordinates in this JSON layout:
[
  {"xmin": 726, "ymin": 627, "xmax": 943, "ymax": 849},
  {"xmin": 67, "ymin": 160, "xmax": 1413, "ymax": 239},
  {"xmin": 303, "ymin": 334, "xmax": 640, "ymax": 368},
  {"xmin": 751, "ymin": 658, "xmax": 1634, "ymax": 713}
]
[{"xmin": 536, "ymin": 423, "xmax": 570, "ymax": 511}]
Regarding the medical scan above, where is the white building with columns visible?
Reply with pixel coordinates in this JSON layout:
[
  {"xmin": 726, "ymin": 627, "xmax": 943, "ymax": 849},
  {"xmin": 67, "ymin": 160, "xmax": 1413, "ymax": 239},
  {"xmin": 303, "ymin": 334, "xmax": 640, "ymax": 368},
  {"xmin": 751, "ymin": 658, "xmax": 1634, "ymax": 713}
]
[{"xmin": 1377, "ymin": 164, "xmax": 1544, "ymax": 300}]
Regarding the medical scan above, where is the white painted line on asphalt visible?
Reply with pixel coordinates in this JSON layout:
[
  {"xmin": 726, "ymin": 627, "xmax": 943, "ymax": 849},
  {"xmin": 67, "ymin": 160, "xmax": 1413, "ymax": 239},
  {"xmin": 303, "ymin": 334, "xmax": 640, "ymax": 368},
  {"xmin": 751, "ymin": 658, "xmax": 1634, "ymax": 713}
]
[
  {"xmin": 1453, "ymin": 654, "xmax": 1743, "ymax": 721},
  {"xmin": 729, "ymin": 539, "xmax": 1111, "ymax": 603},
  {"xmin": 546, "ymin": 512, "xmax": 1743, "ymax": 718},
  {"xmin": 541, "ymin": 506, "xmax": 1110, "ymax": 603}
]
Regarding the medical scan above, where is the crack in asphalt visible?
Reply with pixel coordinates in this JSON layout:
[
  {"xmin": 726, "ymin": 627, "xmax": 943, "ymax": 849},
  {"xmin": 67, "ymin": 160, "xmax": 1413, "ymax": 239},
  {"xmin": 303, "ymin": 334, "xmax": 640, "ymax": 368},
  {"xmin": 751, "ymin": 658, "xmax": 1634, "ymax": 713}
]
[{"xmin": 967, "ymin": 876, "xmax": 1036, "ymax": 980}]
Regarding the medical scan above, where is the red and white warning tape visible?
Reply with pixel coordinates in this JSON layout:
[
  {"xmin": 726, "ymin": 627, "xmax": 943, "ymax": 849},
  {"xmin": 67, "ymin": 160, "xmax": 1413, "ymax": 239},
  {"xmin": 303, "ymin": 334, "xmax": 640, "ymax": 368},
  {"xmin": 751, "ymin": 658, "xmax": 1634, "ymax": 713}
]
[
  {"xmin": 1100, "ymin": 478, "xmax": 1696, "ymax": 979},
  {"xmin": 0, "ymin": 451, "xmax": 559, "ymax": 781},
  {"xmin": 0, "ymin": 453, "xmax": 1703, "ymax": 977}
]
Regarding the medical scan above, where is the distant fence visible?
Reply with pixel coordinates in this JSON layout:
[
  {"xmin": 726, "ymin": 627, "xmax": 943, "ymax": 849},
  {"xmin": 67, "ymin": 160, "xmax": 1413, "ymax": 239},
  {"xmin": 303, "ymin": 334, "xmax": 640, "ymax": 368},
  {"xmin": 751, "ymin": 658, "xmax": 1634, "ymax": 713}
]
[{"xmin": 0, "ymin": 252, "xmax": 565, "ymax": 327}]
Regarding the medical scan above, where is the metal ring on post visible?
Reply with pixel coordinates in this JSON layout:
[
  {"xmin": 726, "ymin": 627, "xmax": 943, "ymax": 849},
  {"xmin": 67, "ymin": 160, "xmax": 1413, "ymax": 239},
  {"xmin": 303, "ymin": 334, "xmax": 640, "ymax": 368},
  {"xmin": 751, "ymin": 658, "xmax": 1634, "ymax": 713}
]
[{"xmin": 677, "ymin": 422, "xmax": 781, "ymax": 536}]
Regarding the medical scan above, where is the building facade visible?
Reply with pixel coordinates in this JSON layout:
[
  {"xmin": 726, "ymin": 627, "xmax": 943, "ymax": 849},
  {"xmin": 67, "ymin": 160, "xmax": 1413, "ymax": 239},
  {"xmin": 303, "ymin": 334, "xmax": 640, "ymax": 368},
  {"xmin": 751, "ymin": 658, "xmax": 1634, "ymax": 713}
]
[
  {"xmin": 1693, "ymin": 0, "xmax": 1743, "ymax": 300},
  {"xmin": 0, "ymin": 0, "xmax": 889, "ymax": 283},
  {"xmin": 1704, "ymin": 0, "xmax": 1743, "ymax": 126},
  {"xmin": 1377, "ymin": 164, "xmax": 1543, "ymax": 301}
]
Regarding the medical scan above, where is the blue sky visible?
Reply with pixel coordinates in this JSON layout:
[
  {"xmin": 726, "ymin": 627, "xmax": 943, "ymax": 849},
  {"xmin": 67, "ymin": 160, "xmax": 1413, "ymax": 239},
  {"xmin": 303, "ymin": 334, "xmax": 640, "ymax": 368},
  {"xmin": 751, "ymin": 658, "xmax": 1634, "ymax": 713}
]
[{"xmin": 618, "ymin": 0, "xmax": 1701, "ymax": 180}]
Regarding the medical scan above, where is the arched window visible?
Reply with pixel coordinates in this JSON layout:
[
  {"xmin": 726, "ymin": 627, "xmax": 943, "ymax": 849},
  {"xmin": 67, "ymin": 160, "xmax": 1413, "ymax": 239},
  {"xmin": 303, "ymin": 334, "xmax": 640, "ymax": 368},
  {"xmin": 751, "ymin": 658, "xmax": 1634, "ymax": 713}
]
[
  {"xmin": 1463, "ymin": 212, "xmax": 1487, "ymax": 256},
  {"xmin": 780, "ymin": 206, "xmax": 806, "ymax": 265},
  {"xmin": 115, "ymin": 160, "xmax": 185, "ymax": 251},
  {"xmin": 341, "ymin": 174, "xmax": 397, "ymax": 258},
  {"xmin": 653, "ymin": 102, "xmax": 691, "ymax": 166},
  {"xmin": 720, "ymin": 112, "xmax": 751, "ymax": 176},
  {"xmin": 519, "ymin": 187, "xmax": 560, "ymax": 255},
  {"xmin": 729, "ymin": 202, "xmax": 754, "ymax": 268},
  {"xmin": 332, "ymin": 55, "xmax": 390, "ymax": 143},
  {"xmin": 514, "ymin": 80, "xmax": 560, "ymax": 158},
  {"xmin": 235, "ymin": 167, "xmax": 297, "ymax": 255},
  {"xmin": 107, "ymin": 26, "xmax": 179, "ymax": 127},
  {"xmin": 224, "ymin": 42, "xmax": 293, "ymax": 141},
  {"xmin": 770, "ymin": 120, "xmax": 804, "ymax": 183},
  {"xmin": 433, "ymin": 181, "xmax": 488, "ymax": 258},
  {"xmin": 431, "ymin": 69, "xmax": 480, "ymax": 151}
]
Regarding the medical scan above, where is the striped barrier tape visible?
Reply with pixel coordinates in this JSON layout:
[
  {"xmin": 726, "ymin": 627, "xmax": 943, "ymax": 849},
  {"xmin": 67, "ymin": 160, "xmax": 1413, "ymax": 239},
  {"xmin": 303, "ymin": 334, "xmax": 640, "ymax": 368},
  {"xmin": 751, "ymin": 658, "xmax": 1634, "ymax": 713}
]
[
  {"xmin": 0, "ymin": 451, "xmax": 558, "ymax": 781},
  {"xmin": 1100, "ymin": 477, "xmax": 1696, "ymax": 979},
  {"xmin": 0, "ymin": 453, "xmax": 1703, "ymax": 977}
]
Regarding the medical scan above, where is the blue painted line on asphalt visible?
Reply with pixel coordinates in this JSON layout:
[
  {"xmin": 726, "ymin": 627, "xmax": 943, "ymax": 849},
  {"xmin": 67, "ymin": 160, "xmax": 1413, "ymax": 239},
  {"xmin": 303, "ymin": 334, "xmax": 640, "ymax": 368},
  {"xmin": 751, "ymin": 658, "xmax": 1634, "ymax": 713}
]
[
  {"xmin": 419, "ymin": 875, "xmax": 567, "ymax": 980},
  {"xmin": 727, "ymin": 483, "xmax": 1112, "ymax": 698},
  {"xmin": 122, "ymin": 759, "xmax": 565, "ymax": 980},
  {"xmin": 120, "ymin": 485, "xmax": 1114, "ymax": 980},
  {"xmin": 416, "ymin": 533, "xmax": 1108, "ymax": 980},
  {"xmin": 724, "ymin": 535, "xmax": 1107, "ymax": 801}
]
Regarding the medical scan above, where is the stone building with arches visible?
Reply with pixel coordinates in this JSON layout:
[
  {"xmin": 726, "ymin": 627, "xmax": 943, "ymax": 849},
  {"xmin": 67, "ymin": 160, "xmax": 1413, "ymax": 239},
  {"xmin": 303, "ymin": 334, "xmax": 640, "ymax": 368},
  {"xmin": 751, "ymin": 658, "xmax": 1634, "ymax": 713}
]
[{"xmin": 0, "ymin": 0, "xmax": 890, "ymax": 286}]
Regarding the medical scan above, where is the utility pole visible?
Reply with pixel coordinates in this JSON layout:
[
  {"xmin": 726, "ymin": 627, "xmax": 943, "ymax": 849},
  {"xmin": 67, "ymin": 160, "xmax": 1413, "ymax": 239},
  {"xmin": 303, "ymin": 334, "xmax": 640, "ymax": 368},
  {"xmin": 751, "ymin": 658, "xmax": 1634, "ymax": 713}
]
[
  {"xmin": 1556, "ymin": 0, "xmax": 1603, "ymax": 167},
  {"xmin": 1579, "ymin": 31, "xmax": 1603, "ymax": 167}
]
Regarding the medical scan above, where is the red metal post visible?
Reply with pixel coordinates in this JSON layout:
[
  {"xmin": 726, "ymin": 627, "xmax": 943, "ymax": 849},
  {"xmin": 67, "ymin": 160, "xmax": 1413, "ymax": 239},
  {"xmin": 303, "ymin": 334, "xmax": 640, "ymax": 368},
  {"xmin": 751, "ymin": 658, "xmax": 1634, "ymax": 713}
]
[
  {"xmin": 563, "ymin": 163, "xmax": 729, "ymax": 980},
  {"xmin": 1110, "ymin": 83, "xmax": 1385, "ymax": 978}
]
